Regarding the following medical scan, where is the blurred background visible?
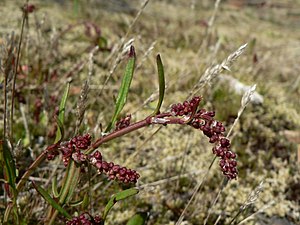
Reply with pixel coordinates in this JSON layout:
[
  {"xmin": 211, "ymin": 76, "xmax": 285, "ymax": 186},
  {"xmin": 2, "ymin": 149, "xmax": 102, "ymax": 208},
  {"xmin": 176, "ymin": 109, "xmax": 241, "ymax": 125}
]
[{"xmin": 0, "ymin": 0, "xmax": 299, "ymax": 224}]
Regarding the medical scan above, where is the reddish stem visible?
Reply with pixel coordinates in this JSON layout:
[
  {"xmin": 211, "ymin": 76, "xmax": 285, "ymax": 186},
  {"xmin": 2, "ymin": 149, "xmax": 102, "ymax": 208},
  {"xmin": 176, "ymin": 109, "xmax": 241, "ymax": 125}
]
[{"xmin": 87, "ymin": 114, "xmax": 186, "ymax": 154}]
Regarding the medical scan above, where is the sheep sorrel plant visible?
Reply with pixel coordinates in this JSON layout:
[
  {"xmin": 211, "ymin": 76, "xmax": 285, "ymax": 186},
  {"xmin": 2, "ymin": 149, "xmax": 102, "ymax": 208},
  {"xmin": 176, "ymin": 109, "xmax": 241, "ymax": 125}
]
[{"xmin": 1, "ymin": 43, "xmax": 238, "ymax": 224}]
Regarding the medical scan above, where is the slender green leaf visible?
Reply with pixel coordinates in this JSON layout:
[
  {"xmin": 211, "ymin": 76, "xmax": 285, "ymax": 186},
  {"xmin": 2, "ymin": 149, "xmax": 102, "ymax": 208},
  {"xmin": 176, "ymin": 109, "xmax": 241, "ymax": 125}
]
[
  {"xmin": 2, "ymin": 139, "xmax": 16, "ymax": 190},
  {"xmin": 65, "ymin": 165, "xmax": 81, "ymax": 203},
  {"xmin": 68, "ymin": 193, "xmax": 89, "ymax": 208},
  {"xmin": 58, "ymin": 161, "xmax": 81, "ymax": 205},
  {"xmin": 54, "ymin": 116, "xmax": 64, "ymax": 144},
  {"xmin": 54, "ymin": 82, "xmax": 70, "ymax": 143},
  {"xmin": 103, "ymin": 188, "xmax": 139, "ymax": 220},
  {"xmin": 52, "ymin": 176, "xmax": 59, "ymax": 198},
  {"xmin": 126, "ymin": 213, "xmax": 147, "ymax": 225},
  {"xmin": 69, "ymin": 199, "xmax": 84, "ymax": 207},
  {"xmin": 32, "ymin": 181, "xmax": 71, "ymax": 219},
  {"xmin": 81, "ymin": 193, "xmax": 90, "ymax": 209},
  {"xmin": 152, "ymin": 54, "xmax": 165, "ymax": 115},
  {"xmin": 105, "ymin": 46, "xmax": 136, "ymax": 132}
]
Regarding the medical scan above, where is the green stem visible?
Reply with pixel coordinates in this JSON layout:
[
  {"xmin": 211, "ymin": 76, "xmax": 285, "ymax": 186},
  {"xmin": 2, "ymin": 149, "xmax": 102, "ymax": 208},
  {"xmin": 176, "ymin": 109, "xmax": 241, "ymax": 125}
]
[{"xmin": 47, "ymin": 161, "xmax": 81, "ymax": 224}]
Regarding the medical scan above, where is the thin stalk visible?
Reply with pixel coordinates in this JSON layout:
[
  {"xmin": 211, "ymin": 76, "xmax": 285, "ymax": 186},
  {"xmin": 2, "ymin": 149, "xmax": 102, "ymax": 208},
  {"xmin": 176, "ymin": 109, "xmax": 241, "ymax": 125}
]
[
  {"xmin": 88, "ymin": 113, "xmax": 185, "ymax": 154},
  {"xmin": 228, "ymin": 208, "xmax": 244, "ymax": 225},
  {"xmin": 203, "ymin": 178, "xmax": 227, "ymax": 225},
  {"xmin": 48, "ymin": 210, "xmax": 59, "ymax": 225},
  {"xmin": 88, "ymin": 118, "xmax": 151, "ymax": 154},
  {"xmin": 176, "ymin": 156, "xmax": 217, "ymax": 225},
  {"xmin": 16, "ymin": 151, "xmax": 47, "ymax": 191},
  {"xmin": 3, "ymin": 64, "xmax": 7, "ymax": 139},
  {"xmin": 10, "ymin": 7, "xmax": 27, "ymax": 140},
  {"xmin": 47, "ymin": 161, "xmax": 80, "ymax": 224}
]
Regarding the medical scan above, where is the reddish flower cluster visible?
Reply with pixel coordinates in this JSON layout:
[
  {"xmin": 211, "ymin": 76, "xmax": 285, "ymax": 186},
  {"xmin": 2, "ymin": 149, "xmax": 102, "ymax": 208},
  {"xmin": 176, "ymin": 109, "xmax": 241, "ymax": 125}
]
[
  {"xmin": 66, "ymin": 213, "xmax": 102, "ymax": 225},
  {"xmin": 46, "ymin": 145, "xmax": 60, "ymax": 161},
  {"xmin": 59, "ymin": 134, "xmax": 92, "ymax": 166},
  {"xmin": 89, "ymin": 151, "xmax": 140, "ymax": 184},
  {"xmin": 187, "ymin": 107, "xmax": 238, "ymax": 179},
  {"xmin": 171, "ymin": 96, "xmax": 202, "ymax": 116},
  {"xmin": 46, "ymin": 134, "xmax": 140, "ymax": 183},
  {"xmin": 22, "ymin": 4, "xmax": 36, "ymax": 13},
  {"xmin": 115, "ymin": 115, "xmax": 131, "ymax": 131}
]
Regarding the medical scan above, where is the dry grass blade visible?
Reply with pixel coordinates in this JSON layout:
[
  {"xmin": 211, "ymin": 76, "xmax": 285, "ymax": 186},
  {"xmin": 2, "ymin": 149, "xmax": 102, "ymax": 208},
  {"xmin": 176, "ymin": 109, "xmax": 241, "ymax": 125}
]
[
  {"xmin": 203, "ymin": 178, "xmax": 226, "ymax": 225},
  {"xmin": 1, "ymin": 32, "xmax": 17, "ymax": 139},
  {"xmin": 190, "ymin": 43, "xmax": 248, "ymax": 98},
  {"xmin": 103, "ymin": 0, "xmax": 149, "ymax": 66},
  {"xmin": 99, "ymin": 0, "xmax": 149, "ymax": 97},
  {"xmin": 237, "ymin": 200, "xmax": 275, "ymax": 225},
  {"xmin": 10, "ymin": 8, "xmax": 27, "ymax": 141},
  {"xmin": 138, "ymin": 169, "xmax": 205, "ymax": 190},
  {"xmin": 99, "ymin": 38, "xmax": 134, "ymax": 96},
  {"xmin": 197, "ymin": 0, "xmax": 221, "ymax": 54},
  {"xmin": 208, "ymin": 0, "xmax": 222, "ymax": 27},
  {"xmin": 227, "ymin": 84, "xmax": 257, "ymax": 137},
  {"xmin": 75, "ymin": 46, "xmax": 98, "ymax": 135},
  {"xmin": 229, "ymin": 180, "xmax": 265, "ymax": 224},
  {"xmin": 136, "ymin": 41, "xmax": 156, "ymax": 70}
]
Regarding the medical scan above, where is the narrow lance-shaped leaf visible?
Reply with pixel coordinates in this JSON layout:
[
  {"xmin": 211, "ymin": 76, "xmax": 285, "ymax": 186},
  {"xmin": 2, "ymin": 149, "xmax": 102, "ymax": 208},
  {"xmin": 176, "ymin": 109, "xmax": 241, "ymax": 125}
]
[
  {"xmin": 67, "ymin": 192, "xmax": 89, "ymax": 208},
  {"xmin": 52, "ymin": 176, "xmax": 59, "ymax": 198},
  {"xmin": 103, "ymin": 188, "xmax": 139, "ymax": 220},
  {"xmin": 58, "ymin": 161, "xmax": 80, "ymax": 204},
  {"xmin": 54, "ymin": 82, "xmax": 70, "ymax": 143},
  {"xmin": 32, "ymin": 181, "xmax": 72, "ymax": 219},
  {"xmin": 2, "ymin": 139, "xmax": 17, "ymax": 194},
  {"xmin": 81, "ymin": 193, "xmax": 90, "ymax": 209},
  {"xmin": 65, "ymin": 165, "xmax": 81, "ymax": 203},
  {"xmin": 152, "ymin": 54, "xmax": 165, "ymax": 115},
  {"xmin": 105, "ymin": 46, "xmax": 136, "ymax": 132}
]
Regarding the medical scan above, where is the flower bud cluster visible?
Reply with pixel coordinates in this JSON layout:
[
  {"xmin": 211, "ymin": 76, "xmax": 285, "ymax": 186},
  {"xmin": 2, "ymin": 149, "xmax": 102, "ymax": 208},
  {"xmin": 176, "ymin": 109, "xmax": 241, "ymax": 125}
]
[
  {"xmin": 46, "ymin": 134, "xmax": 140, "ymax": 183},
  {"xmin": 185, "ymin": 104, "xmax": 238, "ymax": 179},
  {"xmin": 115, "ymin": 114, "xmax": 131, "ymax": 131},
  {"xmin": 46, "ymin": 148, "xmax": 60, "ymax": 161},
  {"xmin": 89, "ymin": 151, "xmax": 140, "ymax": 184},
  {"xmin": 22, "ymin": 3, "xmax": 35, "ymax": 13},
  {"xmin": 212, "ymin": 138, "xmax": 237, "ymax": 179},
  {"xmin": 171, "ymin": 96, "xmax": 202, "ymax": 116},
  {"xmin": 66, "ymin": 212, "xmax": 102, "ymax": 225},
  {"xmin": 59, "ymin": 134, "xmax": 92, "ymax": 166}
]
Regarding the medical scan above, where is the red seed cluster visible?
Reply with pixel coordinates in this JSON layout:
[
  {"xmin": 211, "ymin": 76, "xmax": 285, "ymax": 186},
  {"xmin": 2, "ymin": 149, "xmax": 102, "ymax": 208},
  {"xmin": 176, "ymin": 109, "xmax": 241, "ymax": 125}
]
[
  {"xmin": 213, "ymin": 138, "xmax": 237, "ymax": 179},
  {"xmin": 59, "ymin": 134, "xmax": 92, "ymax": 166},
  {"xmin": 171, "ymin": 96, "xmax": 202, "ymax": 116},
  {"xmin": 66, "ymin": 212, "xmax": 102, "ymax": 225},
  {"xmin": 188, "ymin": 106, "xmax": 238, "ymax": 179},
  {"xmin": 47, "ymin": 134, "xmax": 140, "ymax": 183},
  {"xmin": 46, "ymin": 145, "xmax": 60, "ymax": 161},
  {"xmin": 89, "ymin": 151, "xmax": 140, "ymax": 184},
  {"xmin": 115, "ymin": 115, "xmax": 131, "ymax": 131},
  {"xmin": 22, "ymin": 4, "xmax": 36, "ymax": 13}
]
